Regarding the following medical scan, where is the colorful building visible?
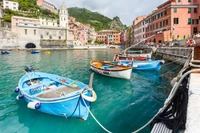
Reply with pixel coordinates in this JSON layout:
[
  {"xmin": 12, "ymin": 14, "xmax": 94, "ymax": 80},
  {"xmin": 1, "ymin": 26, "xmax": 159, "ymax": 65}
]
[
  {"xmin": 132, "ymin": 16, "xmax": 147, "ymax": 44},
  {"xmin": 3, "ymin": 0, "xmax": 19, "ymax": 11},
  {"xmin": 37, "ymin": 0, "xmax": 58, "ymax": 14},
  {"xmin": 145, "ymin": 0, "xmax": 200, "ymax": 44},
  {"xmin": 11, "ymin": 4, "xmax": 74, "ymax": 48},
  {"xmin": 96, "ymin": 30, "xmax": 120, "ymax": 44},
  {"xmin": 120, "ymin": 31, "xmax": 127, "ymax": 45},
  {"xmin": 0, "ymin": 7, "xmax": 3, "ymax": 18}
]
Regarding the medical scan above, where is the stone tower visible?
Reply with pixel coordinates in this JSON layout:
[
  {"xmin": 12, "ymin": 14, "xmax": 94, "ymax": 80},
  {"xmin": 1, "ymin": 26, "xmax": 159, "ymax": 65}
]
[{"xmin": 59, "ymin": 4, "xmax": 68, "ymax": 28}]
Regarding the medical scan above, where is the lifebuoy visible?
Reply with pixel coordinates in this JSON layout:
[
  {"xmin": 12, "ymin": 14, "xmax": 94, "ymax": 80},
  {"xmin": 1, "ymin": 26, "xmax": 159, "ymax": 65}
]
[{"xmin": 81, "ymin": 89, "xmax": 97, "ymax": 102}]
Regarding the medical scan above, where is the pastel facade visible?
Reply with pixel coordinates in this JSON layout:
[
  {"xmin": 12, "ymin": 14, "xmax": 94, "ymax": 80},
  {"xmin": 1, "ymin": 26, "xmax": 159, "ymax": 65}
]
[
  {"xmin": 145, "ymin": 0, "xmax": 200, "ymax": 44},
  {"xmin": 37, "ymin": 0, "xmax": 58, "ymax": 13},
  {"xmin": 96, "ymin": 30, "xmax": 120, "ymax": 44},
  {"xmin": 120, "ymin": 31, "xmax": 127, "ymax": 45},
  {"xmin": 0, "ymin": 7, "xmax": 3, "ymax": 18},
  {"xmin": 11, "ymin": 4, "xmax": 73, "ymax": 48},
  {"xmin": 133, "ymin": 16, "xmax": 147, "ymax": 43},
  {"xmin": 3, "ymin": 0, "xmax": 19, "ymax": 11},
  {"xmin": 40, "ymin": 18, "xmax": 58, "ymax": 27},
  {"xmin": 68, "ymin": 17, "xmax": 79, "ymax": 41}
]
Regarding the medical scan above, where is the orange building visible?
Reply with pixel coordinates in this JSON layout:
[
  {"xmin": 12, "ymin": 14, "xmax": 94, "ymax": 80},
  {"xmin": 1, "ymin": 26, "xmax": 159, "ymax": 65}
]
[
  {"xmin": 145, "ymin": 0, "xmax": 200, "ymax": 44},
  {"xmin": 96, "ymin": 30, "xmax": 120, "ymax": 44}
]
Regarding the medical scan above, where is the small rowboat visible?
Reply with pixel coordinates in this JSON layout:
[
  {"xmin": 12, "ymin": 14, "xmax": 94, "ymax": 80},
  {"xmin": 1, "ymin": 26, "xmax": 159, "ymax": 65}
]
[
  {"xmin": 120, "ymin": 60, "xmax": 165, "ymax": 71},
  {"xmin": 31, "ymin": 50, "xmax": 40, "ymax": 54},
  {"xmin": 14, "ymin": 66, "xmax": 97, "ymax": 120},
  {"xmin": 90, "ymin": 60, "xmax": 133, "ymax": 80},
  {"xmin": 1, "ymin": 50, "xmax": 11, "ymax": 55},
  {"xmin": 44, "ymin": 51, "xmax": 51, "ymax": 54}
]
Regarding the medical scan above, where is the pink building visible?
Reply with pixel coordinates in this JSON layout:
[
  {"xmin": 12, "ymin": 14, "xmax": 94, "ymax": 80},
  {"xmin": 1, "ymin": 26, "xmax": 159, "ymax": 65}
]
[
  {"xmin": 37, "ymin": 0, "xmax": 57, "ymax": 13},
  {"xmin": 77, "ymin": 28, "xmax": 86, "ymax": 44},
  {"xmin": 145, "ymin": 0, "xmax": 200, "ymax": 44},
  {"xmin": 132, "ymin": 16, "xmax": 147, "ymax": 43}
]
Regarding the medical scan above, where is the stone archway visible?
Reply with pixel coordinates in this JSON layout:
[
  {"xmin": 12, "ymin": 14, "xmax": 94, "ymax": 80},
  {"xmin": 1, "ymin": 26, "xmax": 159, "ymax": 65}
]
[{"xmin": 25, "ymin": 43, "xmax": 36, "ymax": 48}]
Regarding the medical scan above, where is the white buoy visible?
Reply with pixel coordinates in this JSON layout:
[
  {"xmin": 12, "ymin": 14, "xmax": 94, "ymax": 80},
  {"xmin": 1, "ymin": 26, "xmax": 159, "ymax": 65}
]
[{"xmin": 27, "ymin": 101, "xmax": 41, "ymax": 110}]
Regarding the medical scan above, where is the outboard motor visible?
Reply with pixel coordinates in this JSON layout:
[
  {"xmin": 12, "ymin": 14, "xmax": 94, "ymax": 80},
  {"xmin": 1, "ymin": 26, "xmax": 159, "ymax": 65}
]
[{"xmin": 24, "ymin": 65, "xmax": 34, "ymax": 73}]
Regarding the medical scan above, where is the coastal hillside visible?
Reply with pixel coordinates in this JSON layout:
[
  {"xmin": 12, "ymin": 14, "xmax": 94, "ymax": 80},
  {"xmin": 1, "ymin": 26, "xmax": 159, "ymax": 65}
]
[
  {"xmin": 2, "ymin": 1, "xmax": 126, "ymax": 31},
  {"xmin": 68, "ymin": 7, "xmax": 126, "ymax": 31},
  {"xmin": 68, "ymin": 7, "xmax": 112, "ymax": 31}
]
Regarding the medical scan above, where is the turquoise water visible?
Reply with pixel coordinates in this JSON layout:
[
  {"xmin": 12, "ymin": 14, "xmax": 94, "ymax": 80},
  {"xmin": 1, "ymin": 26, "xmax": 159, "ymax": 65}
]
[{"xmin": 0, "ymin": 50, "xmax": 182, "ymax": 133}]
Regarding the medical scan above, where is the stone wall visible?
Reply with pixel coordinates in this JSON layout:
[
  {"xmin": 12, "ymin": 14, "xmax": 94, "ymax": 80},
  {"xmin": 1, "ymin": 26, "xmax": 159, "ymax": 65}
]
[
  {"xmin": 40, "ymin": 40, "xmax": 67, "ymax": 48},
  {"xmin": 155, "ymin": 47, "xmax": 192, "ymax": 64}
]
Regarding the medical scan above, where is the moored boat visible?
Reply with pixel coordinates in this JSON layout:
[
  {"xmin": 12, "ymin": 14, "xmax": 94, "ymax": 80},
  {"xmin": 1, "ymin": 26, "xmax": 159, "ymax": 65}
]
[
  {"xmin": 113, "ymin": 54, "xmax": 147, "ymax": 61},
  {"xmin": 44, "ymin": 51, "xmax": 51, "ymax": 54},
  {"xmin": 31, "ymin": 50, "xmax": 40, "ymax": 54},
  {"xmin": 1, "ymin": 50, "xmax": 11, "ymax": 55},
  {"xmin": 120, "ymin": 60, "xmax": 165, "ymax": 71},
  {"xmin": 14, "ymin": 66, "xmax": 97, "ymax": 120},
  {"xmin": 90, "ymin": 60, "xmax": 133, "ymax": 80}
]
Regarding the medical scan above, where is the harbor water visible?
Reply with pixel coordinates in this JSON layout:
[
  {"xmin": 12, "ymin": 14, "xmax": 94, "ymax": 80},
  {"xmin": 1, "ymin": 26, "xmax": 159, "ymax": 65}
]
[{"xmin": 0, "ymin": 49, "xmax": 182, "ymax": 133}]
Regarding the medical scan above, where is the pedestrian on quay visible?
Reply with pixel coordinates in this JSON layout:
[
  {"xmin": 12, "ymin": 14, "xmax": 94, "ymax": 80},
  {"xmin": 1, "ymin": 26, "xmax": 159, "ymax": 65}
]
[{"xmin": 185, "ymin": 37, "xmax": 196, "ymax": 47}]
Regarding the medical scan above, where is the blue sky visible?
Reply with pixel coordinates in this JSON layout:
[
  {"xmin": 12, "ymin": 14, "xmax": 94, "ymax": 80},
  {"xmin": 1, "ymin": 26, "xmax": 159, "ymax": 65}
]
[{"xmin": 47, "ymin": 0, "xmax": 167, "ymax": 26}]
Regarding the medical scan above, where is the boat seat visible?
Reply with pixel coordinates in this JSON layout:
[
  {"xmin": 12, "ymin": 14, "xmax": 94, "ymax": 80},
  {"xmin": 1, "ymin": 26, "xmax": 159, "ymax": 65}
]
[
  {"xmin": 37, "ymin": 86, "xmax": 81, "ymax": 99},
  {"xmin": 151, "ymin": 123, "xmax": 172, "ymax": 133}
]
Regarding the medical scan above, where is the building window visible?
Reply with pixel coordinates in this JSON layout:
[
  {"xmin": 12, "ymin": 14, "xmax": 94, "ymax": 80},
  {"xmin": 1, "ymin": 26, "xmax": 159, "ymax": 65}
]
[
  {"xmin": 46, "ymin": 22, "xmax": 48, "ymax": 25},
  {"xmin": 188, "ymin": 18, "xmax": 191, "ymax": 24},
  {"xmin": 163, "ymin": 20, "xmax": 165, "ymax": 26},
  {"xmin": 34, "ymin": 30, "xmax": 36, "ymax": 35},
  {"xmin": 188, "ymin": 8, "xmax": 191, "ymax": 13},
  {"xmin": 174, "ymin": 18, "xmax": 179, "ymax": 24},
  {"xmin": 59, "ymin": 36, "xmax": 61, "ymax": 39},
  {"xmin": 50, "ymin": 36, "xmax": 52, "ymax": 39},
  {"xmin": 25, "ymin": 29, "xmax": 27, "ymax": 35},
  {"xmin": 164, "ymin": 10, "xmax": 167, "ymax": 15},
  {"xmin": 41, "ymin": 35, "xmax": 43, "ymax": 39},
  {"xmin": 166, "ymin": 20, "xmax": 168, "ymax": 25},
  {"xmin": 188, "ymin": 0, "xmax": 191, "ymax": 2},
  {"xmin": 194, "ymin": 8, "xmax": 197, "ymax": 13},
  {"xmin": 178, "ymin": 0, "xmax": 181, "ymax": 2},
  {"xmin": 160, "ymin": 22, "xmax": 162, "ymax": 27},
  {"xmin": 174, "ymin": 8, "xmax": 177, "ymax": 13},
  {"xmin": 156, "ymin": 23, "xmax": 158, "ymax": 28},
  {"xmin": 42, "ymin": 22, "xmax": 44, "ymax": 25}
]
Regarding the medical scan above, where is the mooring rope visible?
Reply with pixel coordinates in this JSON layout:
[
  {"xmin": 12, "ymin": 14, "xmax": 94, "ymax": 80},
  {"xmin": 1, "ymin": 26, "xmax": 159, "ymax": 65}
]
[
  {"xmin": 81, "ymin": 96, "xmax": 112, "ymax": 133},
  {"xmin": 131, "ymin": 69, "xmax": 200, "ymax": 133}
]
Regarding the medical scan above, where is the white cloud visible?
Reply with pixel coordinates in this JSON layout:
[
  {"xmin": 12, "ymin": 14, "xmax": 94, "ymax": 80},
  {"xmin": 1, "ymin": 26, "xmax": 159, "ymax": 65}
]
[{"xmin": 47, "ymin": 0, "xmax": 168, "ymax": 26}]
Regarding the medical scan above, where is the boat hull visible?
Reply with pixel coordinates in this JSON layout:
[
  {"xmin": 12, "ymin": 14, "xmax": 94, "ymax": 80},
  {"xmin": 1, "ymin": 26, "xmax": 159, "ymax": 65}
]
[
  {"xmin": 120, "ymin": 60, "xmax": 164, "ymax": 71},
  {"xmin": 23, "ymin": 94, "xmax": 91, "ymax": 120},
  {"xmin": 90, "ymin": 66, "xmax": 132, "ymax": 80},
  {"xmin": 16, "ymin": 72, "xmax": 94, "ymax": 120}
]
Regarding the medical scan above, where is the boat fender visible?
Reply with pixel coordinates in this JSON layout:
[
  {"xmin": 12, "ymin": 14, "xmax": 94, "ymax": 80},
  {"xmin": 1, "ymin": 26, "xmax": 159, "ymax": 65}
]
[
  {"xmin": 161, "ymin": 60, "xmax": 165, "ymax": 64},
  {"xmin": 81, "ymin": 89, "xmax": 97, "ymax": 102},
  {"xmin": 16, "ymin": 94, "xmax": 24, "ymax": 100},
  {"xmin": 14, "ymin": 87, "xmax": 20, "ymax": 93},
  {"xmin": 27, "ymin": 101, "xmax": 41, "ymax": 110}
]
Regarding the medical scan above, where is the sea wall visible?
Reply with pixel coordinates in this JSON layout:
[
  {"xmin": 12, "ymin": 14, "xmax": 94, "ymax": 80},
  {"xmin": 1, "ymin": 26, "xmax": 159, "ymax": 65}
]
[{"xmin": 155, "ymin": 47, "xmax": 192, "ymax": 64}]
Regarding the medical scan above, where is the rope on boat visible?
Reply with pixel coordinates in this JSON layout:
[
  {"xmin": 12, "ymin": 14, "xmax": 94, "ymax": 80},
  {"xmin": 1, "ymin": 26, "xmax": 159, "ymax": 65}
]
[
  {"xmin": 81, "ymin": 96, "xmax": 112, "ymax": 133},
  {"xmin": 161, "ymin": 58, "xmax": 184, "ymax": 67},
  {"xmin": 131, "ymin": 68, "xmax": 200, "ymax": 133}
]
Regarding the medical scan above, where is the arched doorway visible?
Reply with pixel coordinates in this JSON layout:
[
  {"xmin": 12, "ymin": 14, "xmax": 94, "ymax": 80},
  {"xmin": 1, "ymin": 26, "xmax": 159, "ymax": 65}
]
[{"xmin": 25, "ymin": 43, "xmax": 36, "ymax": 48}]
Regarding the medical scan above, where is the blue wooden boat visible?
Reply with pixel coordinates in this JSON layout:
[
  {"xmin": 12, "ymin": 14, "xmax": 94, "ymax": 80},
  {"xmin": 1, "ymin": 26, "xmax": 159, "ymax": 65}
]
[
  {"xmin": 31, "ymin": 50, "xmax": 40, "ymax": 54},
  {"xmin": 14, "ymin": 66, "xmax": 97, "ymax": 120},
  {"xmin": 1, "ymin": 50, "xmax": 11, "ymax": 55},
  {"xmin": 117, "ymin": 60, "xmax": 165, "ymax": 71}
]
